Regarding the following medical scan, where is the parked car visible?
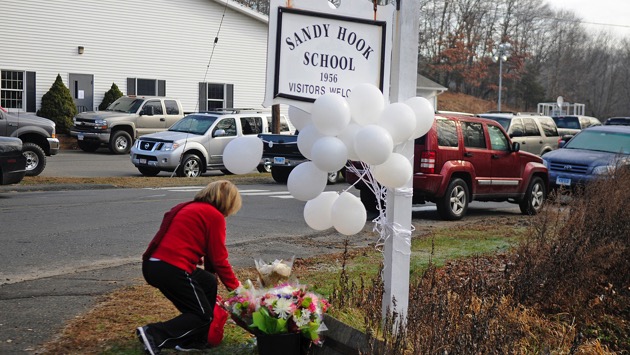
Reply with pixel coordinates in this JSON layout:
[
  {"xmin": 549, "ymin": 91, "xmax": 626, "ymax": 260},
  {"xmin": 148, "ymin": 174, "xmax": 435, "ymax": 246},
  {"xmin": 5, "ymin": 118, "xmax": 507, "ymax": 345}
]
[
  {"xmin": 347, "ymin": 114, "xmax": 549, "ymax": 220},
  {"xmin": 0, "ymin": 106, "xmax": 60, "ymax": 176},
  {"xmin": 0, "ymin": 137, "xmax": 27, "ymax": 185},
  {"xmin": 542, "ymin": 125, "xmax": 630, "ymax": 190},
  {"xmin": 603, "ymin": 117, "xmax": 630, "ymax": 126},
  {"xmin": 477, "ymin": 113, "xmax": 559, "ymax": 155},
  {"xmin": 130, "ymin": 109, "xmax": 292, "ymax": 177},
  {"xmin": 70, "ymin": 96, "xmax": 185, "ymax": 154},
  {"xmin": 551, "ymin": 115, "xmax": 601, "ymax": 136}
]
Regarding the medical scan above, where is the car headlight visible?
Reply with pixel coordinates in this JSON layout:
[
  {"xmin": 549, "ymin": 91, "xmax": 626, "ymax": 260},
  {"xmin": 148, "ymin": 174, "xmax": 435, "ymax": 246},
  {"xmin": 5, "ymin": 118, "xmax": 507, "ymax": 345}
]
[
  {"xmin": 542, "ymin": 159, "xmax": 549, "ymax": 169},
  {"xmin": 592, "ymin": 165, "xmax": 615, "ymax": 175},
  {"xmin": 94, "ymin": 119, "xmax": 108, "ymax": 130},
  {"xmin": 162, "ymin": 142, "xmax": 180, "ymax": 151}
]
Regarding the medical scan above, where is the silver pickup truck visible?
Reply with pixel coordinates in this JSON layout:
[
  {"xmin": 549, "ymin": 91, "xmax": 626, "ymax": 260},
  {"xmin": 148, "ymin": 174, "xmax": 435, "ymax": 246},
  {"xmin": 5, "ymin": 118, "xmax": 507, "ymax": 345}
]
[
  {"xmin": 0, "ymin": 107, "xmax": 59, "ymax": 176},
  {"xmin": 70, "ymin": 96, "xmax": 184, "ymax": 154}
]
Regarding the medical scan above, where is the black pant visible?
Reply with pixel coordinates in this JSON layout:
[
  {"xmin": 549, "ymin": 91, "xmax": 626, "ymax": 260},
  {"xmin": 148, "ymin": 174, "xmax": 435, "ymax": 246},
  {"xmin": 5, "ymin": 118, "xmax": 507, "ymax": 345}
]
[{"xmin": 141, "ymin": 260, "xmax": 217, "ymax": 349}]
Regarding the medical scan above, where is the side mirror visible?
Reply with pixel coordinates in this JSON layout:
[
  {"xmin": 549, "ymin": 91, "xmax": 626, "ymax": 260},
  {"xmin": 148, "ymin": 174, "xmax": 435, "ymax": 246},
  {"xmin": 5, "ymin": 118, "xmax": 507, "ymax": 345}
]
[
  {"xmin": 213, "ymin": 129, "xmax": 226, "ymax": 137},
  {"xmin": 511, "ymin": 141, "xmax": 520, "ymax": 152}
]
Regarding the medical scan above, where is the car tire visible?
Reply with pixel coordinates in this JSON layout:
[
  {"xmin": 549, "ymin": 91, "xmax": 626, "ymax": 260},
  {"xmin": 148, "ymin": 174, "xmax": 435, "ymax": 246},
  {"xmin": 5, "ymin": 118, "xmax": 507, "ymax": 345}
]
[
  {"xmin": 220, "ymin": 169, "xmax": 234, "ymax": 175},
  {"xmin": 137, "ymin": 167, "xmax": 160, "ymax": 177},
  {"xmin": 436, "ymin": 178, "xmax": 469, "ymax": 220},
  {"xmin": 77, "ymin": 140, "xmax": 100, "ymax": 152},
  {"xmin": 326, "ymin": 171, "xmax": 342, "ymax": 185},
  {"xmin": 257, "ymin": 162, "xmax": 271, "ymax": 173},
  {"xmin": 177, "ymin": 154, "xmax": 202, "ymax": 177},
  {"xmin": 519, "ymin": 176, "xmax": 546, "ymax": 215},
  {"xmin": 270, "ymin": 166, "xmax": 291, "ymax": 184},
  {"xmin": 109, "ymin": 131, "xmax": 132, "ymax": 154},
  {"xmin": 359, "ymin": 188, "xmax": 381, "ymax": 213},
  {"xmin": 22, "ymin": 142, "xmax": 46, "ymax": 176}
]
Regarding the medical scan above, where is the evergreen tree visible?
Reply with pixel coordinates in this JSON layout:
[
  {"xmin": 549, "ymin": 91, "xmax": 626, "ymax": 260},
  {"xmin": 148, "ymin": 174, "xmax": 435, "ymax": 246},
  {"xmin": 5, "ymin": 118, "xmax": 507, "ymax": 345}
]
[
  {"xmin": 99, "ymin": 82, "xmax": 123, "ymax": 110},
  {"xmin": 37, "ymin": 74, "xmax": 77, "ymax": 134}
]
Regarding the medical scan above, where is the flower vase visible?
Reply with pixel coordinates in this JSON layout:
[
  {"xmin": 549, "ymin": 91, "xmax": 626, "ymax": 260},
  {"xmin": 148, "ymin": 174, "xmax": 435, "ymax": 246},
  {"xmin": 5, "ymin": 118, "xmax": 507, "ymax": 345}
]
[{"xmin": 256, "ymin": 332, "xmax": 301, "ymax": 355}]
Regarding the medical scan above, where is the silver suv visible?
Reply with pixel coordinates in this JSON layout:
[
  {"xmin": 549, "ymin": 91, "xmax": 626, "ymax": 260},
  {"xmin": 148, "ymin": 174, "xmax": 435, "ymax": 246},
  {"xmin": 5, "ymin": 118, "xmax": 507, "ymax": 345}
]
[
  {"xmin": 130, "ymin": 109, "xmax": 293, "ymax": 177},
  {"xmin": 477, "ymin": 113, "xmax": 559, "ymax": 156}
]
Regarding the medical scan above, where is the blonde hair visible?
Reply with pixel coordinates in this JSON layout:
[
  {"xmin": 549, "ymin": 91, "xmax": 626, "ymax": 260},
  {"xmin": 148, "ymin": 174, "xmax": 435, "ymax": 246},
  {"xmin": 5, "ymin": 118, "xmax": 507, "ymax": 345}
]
[{"xmin": 194, "ymin": 180, "xmax": 242, "ymax": 216}]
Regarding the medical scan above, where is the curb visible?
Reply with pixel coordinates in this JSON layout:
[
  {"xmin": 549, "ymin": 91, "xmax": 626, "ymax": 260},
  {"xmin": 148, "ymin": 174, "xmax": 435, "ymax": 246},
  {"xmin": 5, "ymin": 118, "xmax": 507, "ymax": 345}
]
[{"xmin": 0, "ymin": 183, "xmax": 119, "ymax": 193}]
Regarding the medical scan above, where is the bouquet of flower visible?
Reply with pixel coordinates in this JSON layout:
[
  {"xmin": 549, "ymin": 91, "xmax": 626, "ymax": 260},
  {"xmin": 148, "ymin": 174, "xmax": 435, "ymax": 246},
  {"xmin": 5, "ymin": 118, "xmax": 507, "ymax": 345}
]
[
  {"xmin": 224, "ymin": 281, "xmax": 330, "ymax": 346},
  {"xmin": 255, "ymin": 257, "xmax": 295, "ymax": 287}
]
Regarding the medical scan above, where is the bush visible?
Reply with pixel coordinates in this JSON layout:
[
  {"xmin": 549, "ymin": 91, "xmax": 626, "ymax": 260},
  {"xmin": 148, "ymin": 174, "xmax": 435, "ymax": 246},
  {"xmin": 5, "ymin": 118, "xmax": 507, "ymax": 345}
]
[
  {"xmin": 99, "ymin": 83, "xmax": 123, "ymax": 111},
  {"xmin": 37, "ymin": 74, "xmax": 77, "ymax": 134}
]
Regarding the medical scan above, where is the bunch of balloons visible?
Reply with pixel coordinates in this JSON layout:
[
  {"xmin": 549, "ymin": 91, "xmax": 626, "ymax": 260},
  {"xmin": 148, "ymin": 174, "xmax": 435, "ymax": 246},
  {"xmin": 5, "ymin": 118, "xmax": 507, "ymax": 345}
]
[{"xmin": 222, "ymin": 83, "xmax": 434, "ymax": 236}]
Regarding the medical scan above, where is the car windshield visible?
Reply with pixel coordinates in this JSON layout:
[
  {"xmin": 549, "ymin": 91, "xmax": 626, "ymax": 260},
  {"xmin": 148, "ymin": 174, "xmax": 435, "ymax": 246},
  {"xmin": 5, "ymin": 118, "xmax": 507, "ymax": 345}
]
[
  {"xmin": 564, "ymin": 130, "xmax": 630, "ymax": 154},
  {"xmin": 106, "ymin": 97, "xmax": 144, "ymax": 113},
  {"xmin": 168, "ymin": 115, "xmax": 217, "ymax": 135},
  {"xmin": 552, "ymin": 116, "xmax": 580, "ymax": 129}
]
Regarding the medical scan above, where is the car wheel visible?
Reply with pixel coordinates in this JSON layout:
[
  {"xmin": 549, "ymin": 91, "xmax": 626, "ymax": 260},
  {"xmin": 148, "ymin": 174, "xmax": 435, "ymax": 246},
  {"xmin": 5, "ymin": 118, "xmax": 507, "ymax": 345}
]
[
  {"xmin": 137, "ymin": 167, "xmax": 160, "ymax": 177},
  {"xmin": 22, "ymin": 142, "xmax": 46, "ymax": 176},
  {"xmin": 359, "ymin": 188, "xmax": 381, "ymax": 213},
  {"xmin": 257, "ymin": 162, "xmax": 271, "ymax": 173},
  {"xmin": 519, "ymin": 176, "xmax": 546, "ymax": 215},
  {"xmin": 177, "ymin": 154, "xmax": 202, "ymax": 177},
  {"xmin": 270, "ymin": 166, "xmax": 292, "ymax": 184},
  {"xmin": 436, "ymin": 178, "xmax": 469, "ymax": 220},
  {"xmin": 220, "ymin": 169, "xmax": 234, "ymax": 175},
  {"xmin": 109, "ymin": 131, "xmax": 132, "ymax": 154},
  {"xmin": 77, "ymin": 140, "xmax": 100, "ymax": 152}
]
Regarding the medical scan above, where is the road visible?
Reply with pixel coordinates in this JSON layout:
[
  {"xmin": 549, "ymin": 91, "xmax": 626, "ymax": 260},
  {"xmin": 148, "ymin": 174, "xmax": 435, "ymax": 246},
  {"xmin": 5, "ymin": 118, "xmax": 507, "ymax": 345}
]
[{"xmin": 0, "ymin": 150, "xmax": 523, "ymax": 353}]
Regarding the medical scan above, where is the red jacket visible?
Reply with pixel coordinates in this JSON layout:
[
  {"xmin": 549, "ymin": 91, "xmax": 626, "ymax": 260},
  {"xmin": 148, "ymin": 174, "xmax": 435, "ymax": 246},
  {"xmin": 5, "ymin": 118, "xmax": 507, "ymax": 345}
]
[{"xmin": 143, "ymin": 201, "xmax": 239, "ymax": 290}]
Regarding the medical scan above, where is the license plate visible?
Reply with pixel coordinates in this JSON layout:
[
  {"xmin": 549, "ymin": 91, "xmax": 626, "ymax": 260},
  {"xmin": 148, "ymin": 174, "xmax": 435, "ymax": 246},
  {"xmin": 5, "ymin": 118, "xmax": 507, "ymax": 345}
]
[
  {"xmin": 273, "ymin": 157, "xmax": 286, "ymax": 165},
  {"xmin": 78, "ymin": 133, "xmax": 84, "ymax": 141},
  {"xmin": 139, "ymin": 158, "xmax": 147, "ymax": 165},
  {"xmin": 556, "ymin": 177, "xmax": 571, "ymax": 186}
]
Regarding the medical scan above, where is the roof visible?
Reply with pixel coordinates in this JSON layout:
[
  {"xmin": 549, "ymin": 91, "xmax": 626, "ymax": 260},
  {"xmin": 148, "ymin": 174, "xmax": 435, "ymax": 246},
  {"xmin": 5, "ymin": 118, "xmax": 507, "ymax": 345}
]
[
  {"xmin": 416, "ymin": 74, "xmax": 447, "ymax": 92},
  {"xmin": 211, "ymin": 0, "xmax": 268, "ymax": 23}
]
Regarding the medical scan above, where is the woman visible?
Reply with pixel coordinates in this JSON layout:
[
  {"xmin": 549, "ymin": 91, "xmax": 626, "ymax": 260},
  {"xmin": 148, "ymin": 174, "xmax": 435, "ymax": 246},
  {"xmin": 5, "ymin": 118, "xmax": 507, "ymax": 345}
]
[{"xmin": 136, "ymin": 180, "xmax": 242, "ymax": 354}]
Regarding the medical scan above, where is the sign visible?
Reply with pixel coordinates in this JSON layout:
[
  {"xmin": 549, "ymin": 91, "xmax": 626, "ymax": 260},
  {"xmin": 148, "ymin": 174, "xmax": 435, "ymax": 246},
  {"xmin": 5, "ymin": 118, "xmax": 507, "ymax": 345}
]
[
  {"xmin": 274, "ymin": 8, "xmax": 386, "ymax": 102},
  {"xmin": 264, "ymin": 0, "xmax": 394, "ymax": 112}
]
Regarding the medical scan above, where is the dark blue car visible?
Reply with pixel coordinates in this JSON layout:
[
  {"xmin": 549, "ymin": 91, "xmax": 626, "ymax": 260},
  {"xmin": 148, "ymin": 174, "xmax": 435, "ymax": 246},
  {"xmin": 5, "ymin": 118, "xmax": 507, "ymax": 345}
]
[{"xmin": 542, "ymin": 125, "xmax": 630, "ymax": 189}]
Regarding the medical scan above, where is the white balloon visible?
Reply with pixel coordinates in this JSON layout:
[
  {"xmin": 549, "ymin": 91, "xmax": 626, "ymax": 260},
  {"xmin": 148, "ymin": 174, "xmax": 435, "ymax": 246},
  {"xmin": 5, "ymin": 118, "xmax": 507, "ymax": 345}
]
[
  {"xmin": 287, "ymin": 162, "xmax": 328, "ymax": 201},
  {"xmin": 405, "ymin": 97, "xmax": 435, "ymax": 139},
  {"xmin": 354, "ymin": 125, "xmax": 393, "ymax": 165},
  {"xmin": 347, "ymin": 83, "xmax": 385, "ymax": 126},
  {"xmin": 371, "ymin": 153, "xmax": 413, "ymax": 188},
  {"xmin": 223, "ymin": 136, "xmax": 263, "ymax": 174},
  {"xmin": 378, "ymin": 103, "xmax": 417, "ymax": 145},
  {"xmin": 297, "ymin": 124, "xmax": 325, "ymax": 160},
  {"xmin": 311, "ymin": 93, "xmax": 351, "ymax": 136},
  {"xmin": 288, "ymin": 105, "xmax": 311, "ymax": 131},
  {"xmin": 311, "ymin": 136, "xmax": 348, "ymax": 172},
  {"xmin": 331, "ymin": 192, "xmax": 367, "ymax": 235},
  {"xmin": 337, "ymin": 122, "xmax": 362, "ymax": 161},
  {"xmin": 303, "ymin": 191, "xmax": 339, "ymax": 230}
]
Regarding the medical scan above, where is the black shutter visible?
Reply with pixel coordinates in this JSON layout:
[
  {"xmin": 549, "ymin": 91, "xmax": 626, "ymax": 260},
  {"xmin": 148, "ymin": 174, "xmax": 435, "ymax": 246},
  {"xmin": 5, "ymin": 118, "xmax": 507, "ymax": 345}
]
[
  {"xmin": 158, "ymin": 80, "xmax": 166, "ymax": 96},
  {"xmin": 127, "ymin": 78, "xmax": 136, "ymax": 95},
  {"xmin": 198, "ymin": 83, "xmax": 207, "ymax": 112},
  {"xmin": 26, "ymin": 71, "xmax": 36, "ymax": 112},
  {"xmin": 226, "ymin": 84, "xmax": 234, "ymax": 108}
]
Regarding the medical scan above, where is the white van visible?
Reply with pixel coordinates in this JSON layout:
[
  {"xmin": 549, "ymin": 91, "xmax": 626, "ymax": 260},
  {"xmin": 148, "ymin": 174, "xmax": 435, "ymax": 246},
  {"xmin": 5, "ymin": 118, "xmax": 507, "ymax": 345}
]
[{"xmin": 130, "ymin": 109, "xmax": 293, "ymax": 177}]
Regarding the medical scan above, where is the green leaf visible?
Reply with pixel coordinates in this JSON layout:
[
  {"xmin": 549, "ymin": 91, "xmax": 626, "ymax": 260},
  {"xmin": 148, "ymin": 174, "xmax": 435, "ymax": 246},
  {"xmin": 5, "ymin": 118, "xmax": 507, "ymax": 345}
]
[{"xmin": 251, "ymin": 307, "xmax": 288, "ymax": 334}]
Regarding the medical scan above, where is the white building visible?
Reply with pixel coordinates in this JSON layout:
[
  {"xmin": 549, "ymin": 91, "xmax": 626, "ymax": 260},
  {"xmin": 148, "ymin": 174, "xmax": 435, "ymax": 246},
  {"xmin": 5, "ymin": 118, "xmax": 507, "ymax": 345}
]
[{"xmin": 1, "ymin": 0, "xmax": 269, "ymax": 114}]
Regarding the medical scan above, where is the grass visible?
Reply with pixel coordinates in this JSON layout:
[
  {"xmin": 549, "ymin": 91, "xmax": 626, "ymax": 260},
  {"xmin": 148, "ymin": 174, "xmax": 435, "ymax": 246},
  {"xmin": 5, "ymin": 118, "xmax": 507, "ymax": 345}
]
[{"xmin": 39, "ymin": 218, "xmax": 525, "ymax": 354}]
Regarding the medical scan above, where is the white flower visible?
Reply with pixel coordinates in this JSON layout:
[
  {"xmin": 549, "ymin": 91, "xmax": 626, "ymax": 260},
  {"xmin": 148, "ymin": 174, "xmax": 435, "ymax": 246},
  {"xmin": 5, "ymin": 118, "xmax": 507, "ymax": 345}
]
[
  {"xmin": 294, "ymin": 309, "xmax": 312, "ymax": 327},
  {"xmin": 273, "ymin": 297, "xmax": 294, "ymax": 319}
]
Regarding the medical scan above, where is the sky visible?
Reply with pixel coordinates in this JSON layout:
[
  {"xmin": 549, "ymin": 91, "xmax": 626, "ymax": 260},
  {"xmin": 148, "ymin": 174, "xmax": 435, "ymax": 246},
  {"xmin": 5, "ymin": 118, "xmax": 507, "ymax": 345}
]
[{"xmin": 545, "ymin": 0, "xmax": 630, "ymax": 39}]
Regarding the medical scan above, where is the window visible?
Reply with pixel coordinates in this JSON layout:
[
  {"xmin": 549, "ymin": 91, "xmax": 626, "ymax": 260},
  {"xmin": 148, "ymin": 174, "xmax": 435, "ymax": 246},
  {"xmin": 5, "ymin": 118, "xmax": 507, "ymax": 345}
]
[
  {"xmin": 437, "ymin": 119, "xmax": 458, "ymax": 147},
  {"xmin": 509, "ymin": 118, "xmax": 524, "ymax": 136},
  {"xmin": 522, "ymin": 118, "xmax": 540, "ymax": 136},
  {"xmin": 198, "ymin": 83, "xmax": 233, "ymax": 111},
  {"xmin": 462, "ymin": 122, "xmax": 486, "ymax": 148},
  {"xmin": 164, "ymin": 100, "xmax": 180, "ymax": 115},
  {"xmin": 240, "ymin": 117, "xmax": 262, "ymax": 135},
  {"xmin": 266, "ymin": 115, "xmax": 290, "ymax": 133},
  {"xmin": 127, "ymin": 78, "xmax": 166, "ymax": 96},
  {"xmin": 213, "ymin": 117, "xmax": 237, "ymax": 136},
  {"xmin": 538, "ymin": 117, "xmax": 559, "ymax": 136},
  {"xmin": 142, "ymin": 100, "xmax": 163, "ymax": 115},
  {"xmin": 1, "ymin": 70, "xmax": 24, "ymax": 109},
  {"xmin": 488, "ymin": 125, "xmax": 509, "ymax": 151}
]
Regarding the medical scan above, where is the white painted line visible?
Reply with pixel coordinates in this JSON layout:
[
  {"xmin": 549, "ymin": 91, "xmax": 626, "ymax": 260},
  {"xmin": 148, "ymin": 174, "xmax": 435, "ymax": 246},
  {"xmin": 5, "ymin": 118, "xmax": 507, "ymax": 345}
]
[
  {"xmin": 411, "ymin": 206, "xmax": 436, "ymax": 212},
  {"xmin": 241, "ymin": 191, "xmax": 291, "ymax": 196},
  {"xmin": 271, "ymin": 195, "xmax": 295, "ymax": 199}
]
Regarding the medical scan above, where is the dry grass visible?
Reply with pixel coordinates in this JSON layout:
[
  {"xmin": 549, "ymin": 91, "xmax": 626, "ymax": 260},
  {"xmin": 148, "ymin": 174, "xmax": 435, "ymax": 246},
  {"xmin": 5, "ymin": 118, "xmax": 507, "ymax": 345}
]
[
  {"xmin": 21, "ymin": 174, "xmax": 275, "ymax": 188},
  {"xmin": 437, "ymin": 91, "xmax": 519, "ymax": 114}
]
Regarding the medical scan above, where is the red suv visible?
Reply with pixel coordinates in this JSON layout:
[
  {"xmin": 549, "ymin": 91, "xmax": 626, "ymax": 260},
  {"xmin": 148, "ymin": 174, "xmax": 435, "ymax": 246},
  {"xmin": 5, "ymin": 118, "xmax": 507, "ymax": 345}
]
[{"xmin": 348, "ymin": 114, "xmax": 549, "ymax": 220}]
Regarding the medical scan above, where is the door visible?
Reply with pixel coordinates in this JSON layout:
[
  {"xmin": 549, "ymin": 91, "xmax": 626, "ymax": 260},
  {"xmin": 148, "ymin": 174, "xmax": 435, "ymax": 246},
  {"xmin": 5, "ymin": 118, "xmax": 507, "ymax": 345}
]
[
  {"xmin": 207, "ymin": 117, "xmax": 237, "ymax": 167},
  {"xmin": 460, "ymin": 121, "xmax": 493, "ymax": 195},
  {"xmin": 69, "ymin": 74, "xmax": 94, "ymax": 112},
  {"xmin": 136, "ymin": 100, "xmax": 167, "ymax": 136},
  {"xmin": 487, "ymin": 125, "xmax": 521, "ymax": 195}
]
